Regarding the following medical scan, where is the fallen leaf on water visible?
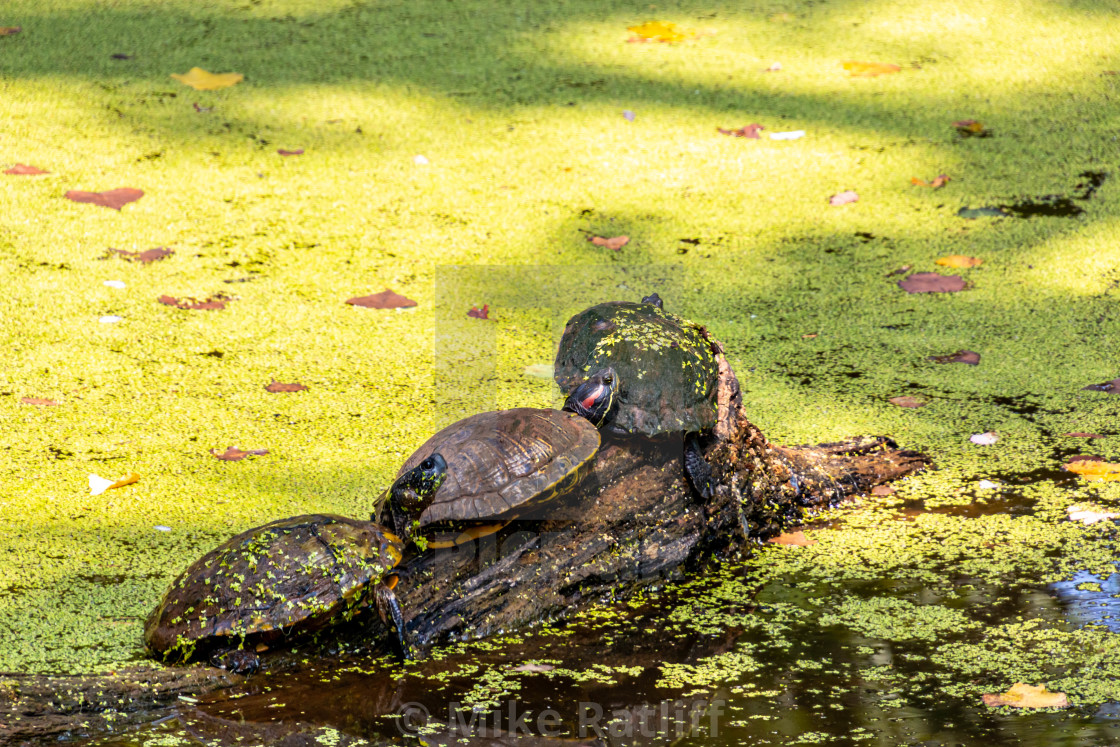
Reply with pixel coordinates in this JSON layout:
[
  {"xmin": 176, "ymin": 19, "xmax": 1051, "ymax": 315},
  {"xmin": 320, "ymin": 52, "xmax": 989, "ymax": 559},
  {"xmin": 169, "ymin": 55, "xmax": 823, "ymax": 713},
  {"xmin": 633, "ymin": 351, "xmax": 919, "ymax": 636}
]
[
  {"xmin": 346, "ymin": 289, "xmax": 417, "ymax": 309},
  {"xmin": 842, "ymin": 61, "xmax": 901, "ymax": 77},
  {"xmin": 104, "ymin": 281, "xmax": 126, "ymax": 289},
  {"xmin": 928, "ymin": 350, "xmax": 980, "ymax": 365},
  {"xmin": 65, "ymin": 188, "xmax": 144, "ymax": 211},
  {"xmin": 982, "ymin": 683, "xmax": 1069, "ymax": 709},
  {"xmin": 99, "ymin": 315, "xmax": 122, "ymax": 324},
  {"xmin": 977, "ymin": 480, "xmax": 1000, "ymax": 490},
  {"xmin": 911, "ymin": 174, "xmax": 950, "ymax": 188},
  {"xmin": 898, "ymin": 272, "xmax": 966, "ymax": 293},
  {"xmin": 523, "ymin": 364, "xmax": 554, "ymax": 379},
  {"xmin": 413, "ymin": 154, "xmax": 429, "ymax": 165},
  {"xmin": 468, "ymin": 304, "xmax": 490, "ymax": 320},
  {"xmin": 265, "ymin": 380, "xmax": 308, "ymax": 393},
  {"xmin": 171, "ymin": 67, "xmax": 243, "ymax": 91},
  {"xmin": 589, "ymin": 235, "xmax": 629, "ymax": 251},
  {"xmin": 5, "ymin": 163, "xmax": 48, "ymax": 175},
  {"xmin": 768, "ymin": 530, "xmax": 817, "ymax": 546},
  {"xmin": 511, "ymin": 663, "xmax": 556, "ymax": 673},
  {"xmin": 192, "ymin": 102, "xmax": 212, "ymax": 113},
  {"xmin": 622, "ymin": 110, "xmax": 636, "ymax": 122},
  {"xmin": 802, "ymin": 333, "xmax": 818, "ymax": 339},
  {"xmin": 769, "ymin": 130, "xmax": 805, "ymax": 140},
  {"xmin": 1083, "ymin": 378, "xmax": 1120, "ymax": 394},
  {"xmin": 1064, "ymin": 432, "xmax": 1104, "ymax": 438},
  {"xmin": 0, "ymin": 27, "xmax": 21, "ymax": 36},
  {"xmin": 830, "ymin": 190, "xmax": 859, "ymax": 206},
  {"xmin": 764, "ymin": 62, "xmax": 782, "ymax": 72},
  {"xmin": 89, "ymin": 472, "xmax": 140, "ymax": 496},
  {"xmin": 718, "ymin": 124, "xmax": 764, "ymax": 138},
  {"xmin": 871, "ymin": 485, "xmax": 894, "ymax": 496},
  {"xmin": 210, "ymin": 447, "xmax": 269, "ymax": 461},
  {"xmin": 889, "ymin": 396, "xmax": 926, "ymax": 408},
  {"xmin": 970, "ymin": 431, "xmax": 999, "ymax": 446},
  {"xmin": 158, "ymin": 294, "xmax": 232, "ymax": 310},
  {"xmin": 21, "ymin": 397, "xmax": 59, "ymax": 406},
  {"xmin": 627, "ymin": 21, "xmax": 693, "ymax": 43},
  {"xmin": 953, "ymin": 119, "xmax": 990, "ymax": 137},
  {"xmin": 1067, "ymin": 504, "xmax": 1120, "ymax": 524},
  {"xmin": 1065, "ymin": 459, "xmax": 1120, "ymax": 481},
  {"xmin": 936, "ymin": 255, "xmax": 983, "ymax": 268},
  {"xmin": 958, "ymin": 206, "xmax": 1008, "ymax": 219},
  {"xmin": 108, "ymin": 247, "xmax": 173, "ymax": 263},
  {"xmin": 277, "ymin": 148, "xmax": 304, "ymax": 156}
]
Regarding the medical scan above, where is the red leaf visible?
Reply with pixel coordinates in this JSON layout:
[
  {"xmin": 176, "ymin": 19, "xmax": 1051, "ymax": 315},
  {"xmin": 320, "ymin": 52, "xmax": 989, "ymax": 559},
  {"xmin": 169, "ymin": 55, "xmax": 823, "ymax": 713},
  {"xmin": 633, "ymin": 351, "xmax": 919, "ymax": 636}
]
[
  {"xmin": 109, "ymin": 247, "xmax": 173, "ymax": 263},
  {"xmin": 889, "ymin": 396, "xmax": 926, "ymax": 408},
  {"xmin": 928, "ymin": 350, "xmax": 980, "ymax": 365},
  {"xmin": 589, "ymin": 235, "xmax": 630, "ymax": 251},
  {"xmin": 65, "ymin": 188, "xmax": 144, "ymax": 211},
  {"xmin": 210, "ymin": 446, "xmax": 269, "ymax": 461},
  {"xmin": 346, "ymin": 289, "xmax": 418, "ymax": 309},
  {"xmin": 21, "ymin": 397, "xmax": 59, "ymax": 406},
  {"xmin": 829, "ymin": 190, "xmax": 859, "ymax": 206},
  {"xmin": 1083, "ymin": 378, "xmax": 1120, "ymax": 394},
  {"xmin": 898, "ymin": 272, "xmax": 966, "ymax": 293},
  {"xmin": 717, "ymin": 124, "xmax": 764, "ymax": 138},
  {"xmin": 468, "ymin": 304, "xmax": 490, "ymax": 319},
  {"xmin": 277, "ymin": 149, "xmax": 304, "ymax": 156},
  {"xmin": 158, "ymin": 294, "xmax": 232, "ymax": 310},
  {"xmin": 5, "ymin": 163, "xmax": 48, "ymax": 175},
  {"xmin": 265, "ymin": 380, "xmax": 308, "ymax": 393}
]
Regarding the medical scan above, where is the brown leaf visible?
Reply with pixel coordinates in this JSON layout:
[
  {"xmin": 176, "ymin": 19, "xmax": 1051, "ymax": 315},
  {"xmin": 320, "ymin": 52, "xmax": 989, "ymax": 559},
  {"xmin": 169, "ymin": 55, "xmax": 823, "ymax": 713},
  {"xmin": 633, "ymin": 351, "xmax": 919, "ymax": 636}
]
[
  {"xmin": 886, "ymin": 264, "xmax": 912, "ymax": 277},
  {"xmin": 842, "ymin": 61, "xmax": 901, "ymax": 77},
  {"xmin": 511, "ymin": 663, "xmax": 556, "ymax": 673},
  {"xmin": 109, "ymin": 247, "xmax": 173, "ymax": 263},
  {"xmin": 717, "ymin": 124, "xmax": 764, "ymax": 139},
  {"xmin": 210, "ymin": 446, "xmax": 269, "ymax": 461},
  {"xmin": 21, "ymin": 397, "xmax": 60, "ymax": 406},
  {"xmin": 589, "ymin": 235, "xmax": 630, "ymax": 251},
  {"xmin": 158, "ymin": 294, "xmax": 232, "ymax": 310},
  {"xmin": 1064, "ymin": 432, "xmax": 1104, "ymax": 438},
  {"xmin": 277, "ymin": 148, "xmax": 304, "ymax": 156},
  {"xmin": 0, "ymin": 26, "xmax": 21, "ymax": 36},
  {"xmin": 871, "ymin": 485, "xmax": 894, "ymax": 496},
  {"xmin": 65, "ymin": 188, "xmax": 144, "ymax": 211},
  {"xmin": 1065, "ymin": 458, "xmax": 1120, "ymax": 482},
  {"xmin": 928, "ymin": 350, "xmax": 980, "ymax": 365},
  {"xmin": 953, "ymin": 119, "xmax": 989, "ymax": 137},
  {"xmin": 265, "ymin": 380, "xmax": 308, "ymax": 393},
  {"xmin": 1067, "ymin": 455, "xmax": 1104, "ymax": 463},
  {"xmin": 936, "ymin": 255, "xmax": 982, "ymax": 268},
  {"xmin": 467, "ymin": 304, "xmax": 490, "ymax": 320},
  {"xmin": 889, "ymin": 396, "xmax": 926, "ymax": 408},
  {"xmin": 1083, "ymin": 378, "xmax": 1120, "ymax": 393},
  {"xmin": 768, "ymin": 530, "xmax": 817, "ymax": 546},
  {"xmin": 898, "ymin": 272, "xmax": 966, "ymax": 293},
  {"xmin": 5, "ymin": 163, "xmax": 48, "ymax": 175},
  {"xmin": 829, "ymin": 190, "xmax": 859, "ymax": 206},
  {"xmin": 982, "ymin": 683, "xmax": 1069, "ymax": 709},
  {"xmin": 911, "ymin": 174, "xmax": 950, "ymax": 188},
  {"xmin": 346, "ymin": 289, "xmax": 418, "ymax": 309}
]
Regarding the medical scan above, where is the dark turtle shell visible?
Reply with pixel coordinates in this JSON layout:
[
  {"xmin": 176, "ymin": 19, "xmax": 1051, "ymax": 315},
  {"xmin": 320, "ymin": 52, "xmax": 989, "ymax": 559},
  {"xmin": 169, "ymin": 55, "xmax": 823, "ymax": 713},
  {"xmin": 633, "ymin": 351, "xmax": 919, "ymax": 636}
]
[
  {"xmin": 554, "ymin": 300, "xmax": 719, "ymax": 437},
  {"xmin": 144, "ymin": 514, "xmax": 403, "ymax": 661},
  {"xmin": 394, "ymin": 408, "xmax": 600, "ymax": 539}
]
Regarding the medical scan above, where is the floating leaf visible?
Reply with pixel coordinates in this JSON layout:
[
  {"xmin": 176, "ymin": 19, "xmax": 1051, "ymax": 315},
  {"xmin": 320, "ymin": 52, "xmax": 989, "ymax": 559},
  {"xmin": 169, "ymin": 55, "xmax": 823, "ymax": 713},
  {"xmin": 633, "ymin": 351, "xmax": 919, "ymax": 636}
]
[
  {"xmin": 953, "ymin": 119, "xmax": 989, "ymax": 137},
  {"xmin": 764, "ymin": 62, "xmax": 782, "ymax": 72},
  {"xmin": 277, "ymin": 148, "xmax": 304, "ymax": 156},
  {"xmin": 977, "ymin": 480, "xmax": 1000, "ymax": 490},
  {"xmin": 158, "ymin": 294, "xmax": 231, "ymax": 310},
  {"xmin": 970, "ymin": 431, "xmax": 999, "ymax": 446},
  {"xmin": 108, "ymin": 247, "xmax": 173, "ymax": 263},
  {"xmin": 842, "ymin": 61, "xmax": 901, "ymax": 77},
  {"xmin": 511, "ymin": 663, "xmax": 555, "ymax": 673},
  {"xmin": 346, "ymin": 289, "xmax": 417, "ymax": 309},
  {"xmin": 958, "ymin": 206, "xmax": 1007, "ymax": 219},
  {"xmin": 982, "ymin": 683, "xmax": 1069, "ymax": 709},
  {"xmin": 104, "ymin": 281, "xmax": 126, "ymax": 289},
  {"xmin": 1064, "ymin": 432, "xmax": 1104, "ymax": 438},
  {"xmin": 413, "ymin": 154, "xmax": 429, "ymax": 165},
  {"xmin": 89, "ymin": 472, "xmax": 140, "ymax": 496},
  {"xmin": 99, "ymin": 315, "xmax": 123, "ymax": 324},
  {"xmin": 871, "ymin": 485, "xmax": 894, "ymax": 496},
  {"xmin": 898, "ymin": 272, "xmax": 966, "ymax": 293},
  {"xmin": 1067, "ymin": 504, "xmax": 1120, "ymax": 524},
  {"xmin": 717, "ymin": 124, "xmax": 764, "ymax": 138},
  {"xmin": 589, "ymin": 235, "xmax": 629, "ymax": 251},
  {"xmin": 768, "ymin": 530, "xmax": 817, "ymax": 546},
  {"xmin": 170, "ymin": 67, "xmax": 243, "ymax": 91},
  {"xmin": 1082, "ymin": 378, "xmax": 1120, "ymax": 394},
  {"xmin": 5, "ymin": 163, "xmax": 48, "ymax": 175},
  {"xmin": 627, "ymin": 21, "xmax": 692, "ymax": 43},
  {"xmin": 622, "ymin": 110, "xmax": 636, "ymax": 122},
  {"xmin": 210, "ymin": 447, "xmax": 269, "ymax": 461},
  {"xmin": 1065, "ymin": 459, "xmax": 1120, "ymax": 482},
  {"xmin": 265, "ymin": 380, "xmax": 308, "ymax": 393},
  {"xmin": 829, "ymin": 190, "xmax": 859, "ymax": 206},
  {"xmin": 911, "ymin": 174, "xmax": 950, "ymax": 188},
  {"xmin": 468, "ymin": 304, "xmax": 490, "ymax": 320},
  {"xmin": 936, "ymin": 255, "xmax": 983, "ymax": 268},
  {"xmin": 21, "ymin": 397, "xmax": 59, "ymax": 406},
  {"xmin": 193, "ymin": 102, "xmax": 212, "ymax": 113},
  {"xmin": 769, "ymin": 130, "xmax": 805, "ymax": 140},
  {"xmin": 0, "ymin": 26, "xmax": 21, "ymax": 36},
  {"xmin": 65, "ymin": 188, "xmax": 144, "ymax": 211},
  {"xmin": 889, "ymin": 396, "xmax": 926, "ymax": 408},
  {"xmin": 928, "ymin": 350, "xmax": 980, "ymax": 365}
]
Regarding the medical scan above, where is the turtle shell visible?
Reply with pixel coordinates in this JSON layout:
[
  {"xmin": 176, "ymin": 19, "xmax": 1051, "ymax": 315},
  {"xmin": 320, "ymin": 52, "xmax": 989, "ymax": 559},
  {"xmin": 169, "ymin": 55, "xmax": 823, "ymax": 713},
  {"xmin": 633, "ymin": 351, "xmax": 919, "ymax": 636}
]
[
  {"xmin": 395, "ymin": 408, "xmax": 600, "ymax": 534},
  {"xmin": 144, "ymin": 514, "xmax": 402, "ymax": 661},
  {"xmin": 553, "ymin": 300, "xmax": 719, "ymax": 437}
]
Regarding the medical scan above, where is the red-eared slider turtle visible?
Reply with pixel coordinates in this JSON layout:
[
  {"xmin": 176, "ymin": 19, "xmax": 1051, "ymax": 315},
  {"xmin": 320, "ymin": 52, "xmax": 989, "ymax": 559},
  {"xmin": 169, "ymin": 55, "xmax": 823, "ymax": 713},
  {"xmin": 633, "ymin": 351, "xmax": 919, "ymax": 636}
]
[
  {"xmin": 553, "ymin": 293, "xmax": 720, "ymax": 497},
  {"xmin": 387, "ymin": 371, "xmax": 616, "ymax": 547},
  {"xmin": 144, "ymin": 514, "xmax": 409, "ymax": 673}
]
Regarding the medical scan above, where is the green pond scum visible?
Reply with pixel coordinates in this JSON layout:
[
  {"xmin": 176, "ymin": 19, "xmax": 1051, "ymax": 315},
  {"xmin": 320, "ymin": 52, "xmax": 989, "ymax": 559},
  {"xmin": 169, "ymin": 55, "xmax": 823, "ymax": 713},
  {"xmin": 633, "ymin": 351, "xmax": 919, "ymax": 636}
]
[{"xmin": 4, "ymin": 0, "xmax": 1120, "ymax": 742}]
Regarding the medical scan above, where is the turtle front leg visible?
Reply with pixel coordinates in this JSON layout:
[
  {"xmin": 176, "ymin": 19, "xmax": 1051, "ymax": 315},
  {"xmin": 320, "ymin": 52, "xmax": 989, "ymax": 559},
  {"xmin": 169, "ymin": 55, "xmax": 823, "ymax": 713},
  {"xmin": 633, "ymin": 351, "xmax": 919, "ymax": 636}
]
[
  {"xmin": 374, "ymin": 580, "xmax": 413, "ymax": 660},
  {"xmin": 209, "ymin": 647, "xmax": 261, "ymax": 675},
  {"xmin": 684, "ymin": 434, "xmax": 714, "ymax": 500}
]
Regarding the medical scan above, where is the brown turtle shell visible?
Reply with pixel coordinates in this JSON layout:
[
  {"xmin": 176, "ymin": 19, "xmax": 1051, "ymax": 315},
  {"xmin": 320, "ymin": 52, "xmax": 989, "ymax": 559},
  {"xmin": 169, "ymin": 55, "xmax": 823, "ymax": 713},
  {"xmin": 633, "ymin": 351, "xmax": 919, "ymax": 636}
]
[
  {"xmin": 395, "ymin": 408, "xmax": 600, "ymax": 533},
  {"xmin": 144, "ymin": 514, "xmax": 402, "ymax": 660}
]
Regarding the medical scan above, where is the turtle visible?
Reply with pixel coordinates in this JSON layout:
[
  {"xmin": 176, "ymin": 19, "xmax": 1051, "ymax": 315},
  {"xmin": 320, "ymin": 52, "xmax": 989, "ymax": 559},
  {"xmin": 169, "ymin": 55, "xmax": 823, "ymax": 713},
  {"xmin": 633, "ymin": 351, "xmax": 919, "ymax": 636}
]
[
  {"xmin": 144, "ymin": 514, "xmax": 409, "ymax": 674},
  {"xmin": 552, "ymin": 293, "xmax": 720, "ymax": 498},
  {"xmin": 386, "ymin": 370, "xmax": 617, "ymax": 548}
]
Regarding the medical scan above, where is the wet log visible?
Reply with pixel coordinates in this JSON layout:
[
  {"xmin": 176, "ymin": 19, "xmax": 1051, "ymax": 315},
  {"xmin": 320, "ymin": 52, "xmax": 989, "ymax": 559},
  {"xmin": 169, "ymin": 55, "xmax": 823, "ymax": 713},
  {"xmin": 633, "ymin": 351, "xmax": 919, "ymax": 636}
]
[{"xmin": 0, "ymin": 356, "xmax": 928, "ymax": 744}]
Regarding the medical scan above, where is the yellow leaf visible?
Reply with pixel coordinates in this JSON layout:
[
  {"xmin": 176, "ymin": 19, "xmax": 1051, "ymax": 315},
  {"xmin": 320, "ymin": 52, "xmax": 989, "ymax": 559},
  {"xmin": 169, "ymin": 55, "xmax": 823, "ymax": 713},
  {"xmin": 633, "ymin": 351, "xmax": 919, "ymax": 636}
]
[
  {"xmin": 171, "ymin": 67, "xmax": 244, "ymax": 91},
  {"xmin": 1066, "ymin": 459, "xmax": 1120, "ymax": 481},
  {"xmin": 982, "ymin": 683, "xmax": 1069, "ymax": 709},
  {"xmin": 842, "ymin": 61, "xmax": 901, "ymax": 77},
  {"xmin": 936, "ymin": 255, "xmax": 983, "ymax": 268},
  {"xmin": 627, "ymin": 21, "xmax": 692, "ymax": 43},
  {"xmin": 109, "ymin": 472, "xmax": 141, "ymax": 489}
]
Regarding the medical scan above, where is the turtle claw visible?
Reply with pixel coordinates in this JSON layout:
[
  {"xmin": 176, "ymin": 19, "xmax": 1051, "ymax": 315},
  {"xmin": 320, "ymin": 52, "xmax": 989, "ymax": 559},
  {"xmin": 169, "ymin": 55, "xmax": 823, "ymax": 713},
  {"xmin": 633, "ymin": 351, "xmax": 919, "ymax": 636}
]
[
  {"xmin": 209, "ymin": 648, "xmax": 260, "ymax": 675},
  {"xmin": 375, "ymin": 582, "xmax": 413, "ymax": 660},
  {"xmin": 684, "ymin": 436, "xmax": 714, "ymax": 500}
]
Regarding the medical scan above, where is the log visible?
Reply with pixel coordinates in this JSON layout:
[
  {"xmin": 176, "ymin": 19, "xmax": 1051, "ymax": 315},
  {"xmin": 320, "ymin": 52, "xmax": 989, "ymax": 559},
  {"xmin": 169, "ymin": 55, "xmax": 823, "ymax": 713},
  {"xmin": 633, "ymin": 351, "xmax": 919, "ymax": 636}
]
[{"xmin": 0, "ymin": 356, "xmax": 928, "ymax": 744}]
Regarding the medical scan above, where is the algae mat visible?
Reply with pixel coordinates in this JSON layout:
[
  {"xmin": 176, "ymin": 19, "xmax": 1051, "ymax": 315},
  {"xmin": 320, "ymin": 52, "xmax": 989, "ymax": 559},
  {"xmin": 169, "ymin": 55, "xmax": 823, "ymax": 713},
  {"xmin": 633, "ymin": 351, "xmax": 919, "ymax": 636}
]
[{"xmin": 2, "ymin": 0, "xmax": 1120, "ymax": 740}]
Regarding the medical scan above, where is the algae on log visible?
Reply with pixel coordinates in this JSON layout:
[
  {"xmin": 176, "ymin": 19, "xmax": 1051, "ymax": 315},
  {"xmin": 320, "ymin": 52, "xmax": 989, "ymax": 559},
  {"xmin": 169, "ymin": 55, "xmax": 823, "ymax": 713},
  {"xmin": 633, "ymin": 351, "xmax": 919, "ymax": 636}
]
[{"xmin": 0, "ymin": 355, "xmax": 928, "ymax": 743}]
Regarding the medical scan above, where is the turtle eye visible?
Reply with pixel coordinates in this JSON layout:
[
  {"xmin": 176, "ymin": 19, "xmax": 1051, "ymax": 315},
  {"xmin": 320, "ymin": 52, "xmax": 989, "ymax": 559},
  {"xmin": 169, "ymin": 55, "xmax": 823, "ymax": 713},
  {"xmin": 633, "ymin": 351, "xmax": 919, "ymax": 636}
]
[
  {"xmin": 420, "ymin": 457, "xmax": 436, "ymax": 470},
  {"xmin": 602, "ymin": 374, "xmax": 613, "ymax": 386}
]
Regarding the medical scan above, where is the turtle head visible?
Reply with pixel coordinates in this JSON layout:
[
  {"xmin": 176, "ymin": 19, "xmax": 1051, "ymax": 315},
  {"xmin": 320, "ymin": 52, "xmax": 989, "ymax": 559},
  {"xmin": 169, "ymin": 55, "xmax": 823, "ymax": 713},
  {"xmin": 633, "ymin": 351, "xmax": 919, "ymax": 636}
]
[
  {"xmin": 641, "ymin": 292, "xmax": 664, "ymax": 310},
  {"xmin": 564, "ymin": 367, "xmax": 618, "ymax": 428},
  {"xmin": 388, "ymin": 453, "xmax": 448, "ymax": 540}
]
